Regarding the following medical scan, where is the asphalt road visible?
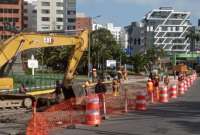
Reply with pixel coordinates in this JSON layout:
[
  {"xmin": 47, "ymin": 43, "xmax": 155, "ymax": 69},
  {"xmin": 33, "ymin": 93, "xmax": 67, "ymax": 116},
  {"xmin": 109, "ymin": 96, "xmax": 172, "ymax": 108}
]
[{"xmin": 51, "ymin": 78, "xmax": 200, "ymax": 135}]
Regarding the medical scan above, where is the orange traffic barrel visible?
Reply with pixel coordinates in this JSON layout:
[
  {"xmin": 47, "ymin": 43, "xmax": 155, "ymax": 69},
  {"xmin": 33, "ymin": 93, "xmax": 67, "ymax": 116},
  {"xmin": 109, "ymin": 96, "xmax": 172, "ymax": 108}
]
[
  {"xmin": 179, "ymin": 82, "xmax": 185, "ymax": 95},
  {"xmin": 190, "ymin": 76, "xmax": 193, "ymax": 85},
  {"xmin": 170, "ymin": 84, "xmax": 177, "ymax": 99},
  {"xmin": 187, "ymin": 78, "xmax": 191, "ymax": 88},
  {"xmin": 159, "ymin": 85, "xmax": 168, "ymax": 103},
  {"xmin": 86, "ymin": 95, "xmax": 101, "ymax": 126},
  {"xmin": 184, "ymin": 80, "xmax": 188, "ymax": 92},
  {"xmin": 135, "ymin": 91, "xmax": 147, "ymax": 111}
]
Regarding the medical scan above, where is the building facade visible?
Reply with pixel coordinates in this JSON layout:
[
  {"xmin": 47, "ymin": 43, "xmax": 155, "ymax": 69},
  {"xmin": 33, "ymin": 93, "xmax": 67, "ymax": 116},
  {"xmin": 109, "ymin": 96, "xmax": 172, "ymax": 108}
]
[
  {"xmin": 0, "ymin": 0, "xmax": 24, "ymax": 41},
  {"xmin": 37, "ymin": 0, "xmax": 76, "ymax": 33},
  {"xmin": 76, "ymin": 13, "xmax": 92, "ymax": 31},
  {"xmin": 93, "ymin": 23, "xmax": 122, "ymax": 43},
  {"xmin": 126, "ymin": 7, "xmax": 191, "ymax": 55},
  {"xmin": 24, "ymin": 0, "xmax": 37, "ymax": 31}
]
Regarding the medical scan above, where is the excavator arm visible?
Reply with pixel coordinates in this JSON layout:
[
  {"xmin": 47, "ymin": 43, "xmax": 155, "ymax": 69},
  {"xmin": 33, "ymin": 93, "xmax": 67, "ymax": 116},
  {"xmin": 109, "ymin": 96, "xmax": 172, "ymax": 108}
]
[{"xmin": 0, "ymin": 30, "xmax": 89, "ymax": 91}]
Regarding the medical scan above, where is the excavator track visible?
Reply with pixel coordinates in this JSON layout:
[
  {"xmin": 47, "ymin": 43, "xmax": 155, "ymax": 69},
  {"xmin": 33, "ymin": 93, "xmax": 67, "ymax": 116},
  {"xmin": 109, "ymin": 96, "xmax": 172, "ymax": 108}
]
[{"xmin": 0, "ymin": 94, "xmax": 34, "ymax": 109}]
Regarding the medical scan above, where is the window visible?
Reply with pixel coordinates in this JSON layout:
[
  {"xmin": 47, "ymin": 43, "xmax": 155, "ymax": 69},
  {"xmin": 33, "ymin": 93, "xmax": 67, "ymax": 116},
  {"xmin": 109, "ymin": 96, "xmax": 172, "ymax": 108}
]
[
  {"xmin": 24, "ymin": 9, "xmax": 27, "ymax": 13},
  {"xmin": 67, "ymin": 10, "xmax": 76, "ymax": 15},
  {"xmin": 24, "ymin": 16, "xmax": 28, "ymax": 20},
  {"xmin": 42, "ymin": 9, "xmax": 50, "ymax": 14},
  {"xmin": 41, "ymin": 17, "xmax": 50, "ymax": 21},
  {"xmin": 138, "ymin": 38, "xmax": 141, "ymax": 45},
  {"xmin": 57, "ymin": 18, "xmax": 63, "ymax": 22},
  {"xmin": 67, "ymin": 26, "xmax": 75, "ymax": 30},
  {"xmin": 134, "ymin": 39, "xmax": 137, "ymax": 45},
  {"xmin": 57, "ymin": 25, "xmax": 62, "ymax": 29},
  {"xmin": 56, "ymin": 2, "xmax": 63, "ymax": 7},
  {"xmin": 32, "ymin": 10, "xmax": 37, "ymax": 14},
  {"xmin": 13, "ymin": 9, "xmax": 19, "ymax": 13},
  {"xmin": 42, "ymin": 26, "xmax": 49, "ymax": 30},
  {"xmin": 56, "ymin": 10, "xmax": 63, "ymax": 14},
  {"xmin": 68, "ymin": 18, "xmax": 75, "ymax": 23},
  {"xmin": 42, "ymin": 2, "xmax": 50, "ymax": 6},
  {"xmin": 13, "ymin": 18, "xmax": 19, "ymax": 22}
]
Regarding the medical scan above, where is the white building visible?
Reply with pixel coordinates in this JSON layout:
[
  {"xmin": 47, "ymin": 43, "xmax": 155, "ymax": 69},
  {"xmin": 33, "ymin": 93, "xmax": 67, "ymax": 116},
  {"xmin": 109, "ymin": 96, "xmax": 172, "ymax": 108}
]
[
  {"xmin": 126, "ymin": 7, "xmax": 191, "ymax": 55},
  {"xmin": 36, "ymin": 0, "xmax": 76, "ymax": 32},
  {"xmin": 93, "ymin": 23, "xmax": 122, "ymax": 43}
]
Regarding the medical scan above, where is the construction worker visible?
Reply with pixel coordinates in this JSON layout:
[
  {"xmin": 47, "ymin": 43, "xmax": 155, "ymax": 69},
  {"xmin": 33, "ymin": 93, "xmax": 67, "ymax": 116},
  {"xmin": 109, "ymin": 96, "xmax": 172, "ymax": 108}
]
[
  {"xmin": 164, "ymin": 75, "xmax": 170, "ymax": 87},
  {"xmin": 117, "ymin": 67, "xmax": 123, "ymax": 83},
  {"xmin": 122, "ymin": 67, "xmax": 128, "ymax": 80},
  {"xmin": 153, "ymin": 76, "xmax": 160, "ymax": 101},
  {"xmin": 112, "ymin": 77, "xmax": 120, "ymax": 96},
  {"xmin": 82, "ymin": 80, "xmax": 91, "ymax": 96},
  {"xmin": 92, "ymin": 67, "xmax": 97, "ymax": 83},
  {"xmin": 146, "ymin": 79, "xmax": 154, "ymax": 103}
]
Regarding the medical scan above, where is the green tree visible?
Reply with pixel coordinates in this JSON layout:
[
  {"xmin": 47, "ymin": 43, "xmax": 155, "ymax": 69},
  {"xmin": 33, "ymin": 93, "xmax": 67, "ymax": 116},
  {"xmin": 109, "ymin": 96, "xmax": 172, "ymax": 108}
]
[
  {"xmin": 131, "ymin": 53, "xmax": 147, "ymax": 73},
  {"xmin": 90, "ymin": 28, "xmax": 125, "ymax": 70}
]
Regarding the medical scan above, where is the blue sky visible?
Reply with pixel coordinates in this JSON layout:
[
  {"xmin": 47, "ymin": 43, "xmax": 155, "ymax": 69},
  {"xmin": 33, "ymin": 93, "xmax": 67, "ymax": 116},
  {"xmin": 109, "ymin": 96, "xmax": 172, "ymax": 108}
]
[{"xmin": 77, "ymin": 0, "xmax": 200, "ymax": 27}]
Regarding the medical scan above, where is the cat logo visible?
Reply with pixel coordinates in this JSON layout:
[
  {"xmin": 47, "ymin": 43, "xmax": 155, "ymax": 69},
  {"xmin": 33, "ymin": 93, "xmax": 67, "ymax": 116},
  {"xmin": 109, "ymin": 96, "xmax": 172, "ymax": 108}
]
[{"xmin": 44, "ymin": 37, "xmax": 54, "ymax": 44}]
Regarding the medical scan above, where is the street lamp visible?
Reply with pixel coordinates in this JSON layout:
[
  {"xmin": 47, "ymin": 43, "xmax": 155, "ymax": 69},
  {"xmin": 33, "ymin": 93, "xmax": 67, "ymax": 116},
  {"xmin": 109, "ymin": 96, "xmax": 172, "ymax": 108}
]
[{"xmin": 88, "ymin": 15, "xmax": 101, "ymax": 79}]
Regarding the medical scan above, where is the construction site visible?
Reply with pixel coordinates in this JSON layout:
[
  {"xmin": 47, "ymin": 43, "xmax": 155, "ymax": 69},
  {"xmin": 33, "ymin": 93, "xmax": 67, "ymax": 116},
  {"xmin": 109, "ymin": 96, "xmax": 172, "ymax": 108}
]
[{"xmin": 0, "ymin": 0, "xmax": 200, "ymax": 135}]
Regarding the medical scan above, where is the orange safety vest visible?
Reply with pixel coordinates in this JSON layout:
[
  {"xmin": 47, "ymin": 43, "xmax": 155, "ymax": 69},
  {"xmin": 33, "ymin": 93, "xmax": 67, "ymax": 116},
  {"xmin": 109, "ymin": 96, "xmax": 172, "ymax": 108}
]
[{"xmin": 147, "ymin": 81, "xmax": 154, "ymax": 93}]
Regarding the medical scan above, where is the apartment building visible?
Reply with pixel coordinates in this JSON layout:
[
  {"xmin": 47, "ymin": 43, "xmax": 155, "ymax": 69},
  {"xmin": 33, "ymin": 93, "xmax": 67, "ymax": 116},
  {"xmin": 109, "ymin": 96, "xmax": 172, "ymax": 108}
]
[
  {"xmin": 37, "ymin": 0, "xmax": 76, "ymax": 33},
  {"xmin": 0, "ymin": 0, "xmax": 24, "ymax": 40}
]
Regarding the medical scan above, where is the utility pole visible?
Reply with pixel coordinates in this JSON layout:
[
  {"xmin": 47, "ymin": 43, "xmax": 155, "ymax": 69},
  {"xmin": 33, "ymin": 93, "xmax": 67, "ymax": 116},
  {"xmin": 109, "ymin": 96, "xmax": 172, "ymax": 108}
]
[{"xmin": 88, "ymin": 15, "xmax": 101, "ymax": 79}]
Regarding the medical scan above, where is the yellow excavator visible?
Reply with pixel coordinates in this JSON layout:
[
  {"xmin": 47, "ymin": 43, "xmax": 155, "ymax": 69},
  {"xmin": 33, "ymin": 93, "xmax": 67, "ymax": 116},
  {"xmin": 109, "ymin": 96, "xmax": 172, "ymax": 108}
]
[{"xmin": 0, "ymin": 30, "xmax": 89, "ymax": 108}]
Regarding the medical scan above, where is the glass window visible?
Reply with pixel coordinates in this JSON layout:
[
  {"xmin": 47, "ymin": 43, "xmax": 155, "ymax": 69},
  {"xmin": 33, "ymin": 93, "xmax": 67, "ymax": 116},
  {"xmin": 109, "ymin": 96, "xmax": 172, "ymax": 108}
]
[
  {"xmin": 42, "ymin": 9, "xmax": 50, "ymax": 14},
  {"xmin": 56, "ymin": 2, "xmax": 63, "ymax": 7},
  {"xmin": 56, "ymin": 10, "xmax": 63, "ymax": 14},
  {"xmin": 13, "ymin": 9, "xmax": 19, "ymax": 13},
  {"xmin": 68, "ymin": 18, "xmax": 75, "ymax": 23},
  {"xmin": 67, "ymin": 10, "xmax": 76, "ymax": 15},
  {"xmin": 42, "ymin": 17, "xmax": 50, "ymax": 21},
  {"xmin": 56, "ymin": 18, "xmax": 63, "ymax": 22},
  {"xmin": 42, "ymin": 2, "xmax": 50, "ymax": 6}
]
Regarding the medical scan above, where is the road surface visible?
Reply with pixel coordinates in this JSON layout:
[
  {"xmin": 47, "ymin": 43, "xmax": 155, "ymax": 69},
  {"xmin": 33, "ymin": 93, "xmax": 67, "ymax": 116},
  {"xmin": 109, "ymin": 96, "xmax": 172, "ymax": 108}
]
[{"xmin": 51, "ymin": 78, "xmax": 200, "ymax": 135}]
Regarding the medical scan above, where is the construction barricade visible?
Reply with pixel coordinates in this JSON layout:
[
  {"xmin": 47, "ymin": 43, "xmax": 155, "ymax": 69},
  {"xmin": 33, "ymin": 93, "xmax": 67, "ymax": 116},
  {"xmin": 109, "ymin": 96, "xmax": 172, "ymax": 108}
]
[
  {"xmin": 135, "ymin": 91, "xmax": 147, "ymax": 111},
  {"xmin": 159, "ymin": 85, "xmax": 168, "ymax": 103},
  {"xmin": 86, "ymin": 95, "xmax": 101, "ymax": 126},
  {"xmin": 169, "ymin": 84, "xmax": 177, "ymax": 99},
  {"xmin": 178, "ymin": 81, "xmax": 185, "ymax": 95}
]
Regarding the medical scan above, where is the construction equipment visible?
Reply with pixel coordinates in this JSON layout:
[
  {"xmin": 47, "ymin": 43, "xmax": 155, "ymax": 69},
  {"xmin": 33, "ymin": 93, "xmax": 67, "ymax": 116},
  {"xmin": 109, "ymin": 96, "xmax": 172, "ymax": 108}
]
[
  {"xmin": 0, "ymin": 30, "xmax": 89, "ymax": 108},
  {"xmin": 173, "ymin": 64, "xmax": 188, "ymax": 73}
]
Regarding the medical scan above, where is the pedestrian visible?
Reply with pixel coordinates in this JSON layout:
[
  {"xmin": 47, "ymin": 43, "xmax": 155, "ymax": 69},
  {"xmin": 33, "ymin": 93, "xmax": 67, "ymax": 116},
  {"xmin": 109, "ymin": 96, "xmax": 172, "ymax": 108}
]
[
  {"xmin": 55, "ymin": 80, "xmax": 62, "ymax": 103},
  {"xmin": 95, "ymin": 79, "xmax": 107, "ymax": 94},
  {"xmin": 19, "ymin": 83, "xmax": 27, "ymax": 94}
]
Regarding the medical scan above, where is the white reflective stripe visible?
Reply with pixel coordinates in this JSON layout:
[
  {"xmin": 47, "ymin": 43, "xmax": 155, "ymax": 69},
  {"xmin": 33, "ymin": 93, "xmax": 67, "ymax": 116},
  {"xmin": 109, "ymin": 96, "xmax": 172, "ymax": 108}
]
[
  {"xmin": 88, "ymin": 98, "xmax": 99, "ymax": 103},
  {"xmin": 160, "ymin": 94, "xmax": 168, "ymax": 97},
  {"xmin": 171, "ymin": 91, "xmax": 177, "ymax": 94},
  {"xmin": 86, "ymin": 110, "xmax": 100, "ymax": 115},
  {"xmin": 136, "ymin": 100, "xmax": 146, "ymax": 104}
]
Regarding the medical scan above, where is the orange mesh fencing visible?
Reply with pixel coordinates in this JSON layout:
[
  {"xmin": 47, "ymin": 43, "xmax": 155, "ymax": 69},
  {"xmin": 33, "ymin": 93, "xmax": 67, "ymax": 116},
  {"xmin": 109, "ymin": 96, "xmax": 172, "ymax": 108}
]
[{"xmin": 26, "ymin": 89, "xmax": 140, "ymax": 135}]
